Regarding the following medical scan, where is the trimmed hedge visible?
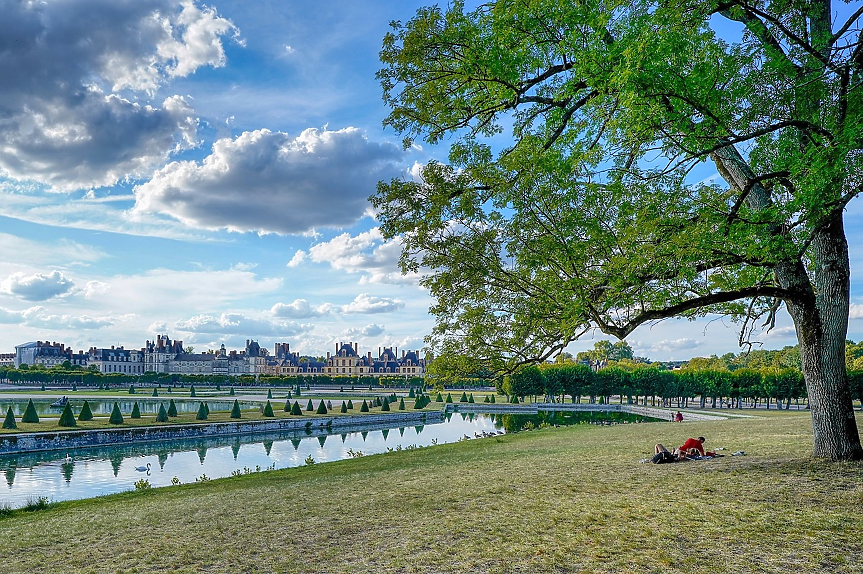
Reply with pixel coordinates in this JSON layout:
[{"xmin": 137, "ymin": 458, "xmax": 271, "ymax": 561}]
[
  {"xmin": 131, "ymin": 402, "xmax": 142, "ymax": 419},
  {"xmin": 167, "ymin": 399, "xmax": 178, "ymax": 417},
  {"xmin": 340, "ymin": 401, "xmax": 347, "ymax": 413},
  {"xmin": 2, "ymin": 406, "xmax": 16, "ymax": 429},
  {"xmin": 360, "ymin": 400, "xmax": 369, "ymax": 413},
  {"xmin": 230, "ymin": 399, "xmax": 242, "ymax": 419},
  {"xmin": 316, "ymin": 400, "xmax": 327, "ymax": 415},
  {"xmin": 156, "ymin": 404, "xmax": 169, "ymax": 422},
  {"xmin": 263, "ymin": 400, "xmax": 275, "ymax": 417},
  {"xmin": 21, "ymin": 399, "xmax": 39, "ymax": 423},
  {"xmin": 78, "ymin": 400, "xmax": 94, "ymax": 422},
  {"xmin": 196, "ymin": 402, "xmax": 209, "ymax": 420},
  {"xmin": 58, "ymin": 403, "xmax": 77, "ymax": 427},
  {"xmin": 306, "ymin": 399, "xmax": 314, "ymax": 412},
  {"xmin": 109, "ymin": 403, "xmax": 124, "ymax": 424},
  {"xmin": 291, "ymin": 401, "xmax": 303, "ymax": 415}
]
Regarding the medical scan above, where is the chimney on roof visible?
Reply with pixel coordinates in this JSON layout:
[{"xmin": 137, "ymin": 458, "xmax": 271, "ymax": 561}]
[
  {"xmin": 354, "ymin": 342, "xmax": 358, "ymax": 353},
  {"xmin": 402, "ymin": 350, "xmax": 405, "ymax": 358},
  {"xmin": 378, "ymin": 347, "xmax": 381, "ymax": 357},
  {"xmin": 111, "ymin": 345, "xmax": 115, "ymax": 350}
]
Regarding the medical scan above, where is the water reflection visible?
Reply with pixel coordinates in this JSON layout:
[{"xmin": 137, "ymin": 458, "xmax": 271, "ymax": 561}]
[{"xmin": 0, "ymin": 410, "xmax": 654, "ymax": 509}]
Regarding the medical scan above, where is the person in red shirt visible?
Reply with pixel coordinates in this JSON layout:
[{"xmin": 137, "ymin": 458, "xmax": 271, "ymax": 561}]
[{"xmin": 679, "ymin": 436, "xmax": 706, "ymax": 456}]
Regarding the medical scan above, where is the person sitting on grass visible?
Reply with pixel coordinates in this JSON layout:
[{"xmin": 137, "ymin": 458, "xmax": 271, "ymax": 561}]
[{"xmin": 679, "ymin": 436, "xmax": 706, "ymax": 456}]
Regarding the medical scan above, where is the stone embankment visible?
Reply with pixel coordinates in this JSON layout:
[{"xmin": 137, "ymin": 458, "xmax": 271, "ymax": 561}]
[{"xmin": 0, "ymin": 411, "xmax": 442, "ymax": 456}]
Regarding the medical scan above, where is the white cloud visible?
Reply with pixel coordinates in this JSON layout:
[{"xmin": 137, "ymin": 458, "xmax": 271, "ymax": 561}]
[
  {"xmin": 21, "ymin": 308, "xmax": 119, "ymax": 330},
  {"xmin": 304, "ymin": 228, "xmax": 422, "ymax": 285},
  {"xmin": 287, "ymin": 250, "xmax": 306, "ymax": 268},
  {"xmin": 635, "ymin": 338, "xmax": 703, "ymax": 354},
  {"xmin": 341, "ymin": 294, "xmax": 404, "ymax": 314},
  {"xmin": 132, "ymin": 127, "xmax": 405, "ymax": 234},
  {"xmin": 850, "ymin": 303, "xmax": 863, "ymax": 319},
  {"xmin": 1, "ymin": 271, "xmax": 75, "ymax": 301},
  {"xmin": 174, "ymin": 312, "xmax": 311, "ymax": 337},
  {"xmin": 270, "ymin": 299, "xmax": 330, "ymax": 319},
  {"xmin": 0, "ymin": 307, "xmax": 25, "ymax": 324},
  {"xmin": 343, "ymin": 324, "xmax": 385, "ymax": 338}
]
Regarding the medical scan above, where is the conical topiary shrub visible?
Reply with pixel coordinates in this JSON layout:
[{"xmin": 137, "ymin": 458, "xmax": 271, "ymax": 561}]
[
  {"xmin": 375, "ymin": 397, "xmax": 382, "ymax": 407},
  {"xmin": 196, "ymin": 402, "xmax": 208, "ymax": 420},
  {"xmin": 109, "ymin": 403, "xmax": 124, "ymax": 424},
  {"xmin": 408, "ymin": 387, "xmax": 415, "ymax": 398},
  {"xmin": 347, "ymin": 399, "xmax": 354, "ymax": 409},
  {"xmin": 511, "ymin": 395, "xmax": 520, "ymax": 404},
  {"xmin": 399, "ymin": 397, "xmax": 406, "ymax": 410},
  {"xmin": 40, "ymin": 383, "xmax": 45, "ymax": 391},
  {"xmin": 267, "ymin": 389, "xmax": 273, "ymax": 399},
  {"xmin": 152, "ymin": 388, "xmax": 159, "ymax": 397},
  {"xmin": 229, "ymin": 386, "xmax": 235, "ymax": 396},
  {"xmin": 286, "ymin": 391, "xmax": 292, "ymax": 400},
  {"xmin": 230, "ymin": 399, "xmax": 242, "ymax": 419},
  {"xmin": 58, "ymin": 403, "xmax": 77, "ymax": 427},
  {"xmin": 190, "ymin": 385, "xmax": 196, "ymax": 398},
  {"xmin": 460, "ymin": 392, "xmax": 468, "ymax": 403},
  {"xmin": 129, "ymin": 384, "xmax": 135, "ymax": 394},
  {"xmin": 131, "ymin": 402, "xmax": 141, "ymax": 419},
  {"xmin": 468, "ymin": 393, "xmax": 475, "ymax": 403},
  {"xmin": 21, "ymin": 399, "xmax": 39, "ymax": 423},
  {"xmin": 306, "ymin": 399, "xmax": 314, "ymax": 412},
  {"xmin": 316, "ymin": 400, "xmax": 327, "ymax": 415},
  {"xmin": 78, "ymin": 400, "xmax": 94, "ymax": 422},
  {"xmin": 360, "ymin": 400, "xmax": 369, "ymax": 413},
  {"xmin": 2, "ymin": 406, "xmax": 16, "ymax": 429},
  {"xmin": 263, "ymin": 400, "xmax": 275, "ymax": 417},
  {"xmin": 490, "ymin": 394, "xmax": 496, "ymax": 403},
  {"xmin": 484, "ymin": 395, "xmax": 490, "ymax": 403},
  {"xmin": 291, "ymin": 401, "xmax": 303, "ymax": 415},
  {"xmin": 340, "ymin": 401, "xmax": 347, "ymax": 414},
  {"xmin": 167, "ymin": 398, "xmax": 178, "ymax": 417},
  {"xmin": 436, "ymin": 392, "xmax": 443, "ymax": 402},
  {"xmin": 445, "ymin": 393, "xmax": 453, "ymax": 404},
  {"xmin": 156, "ymin": 403, "xmax": 169, "ymax": 422},
  {"xmin": 284, "ymin": 400, "xmax": 291, "ymax": 412},
  {"xmin": 381, "ymin": 398, "xmax": 390, "ymax": 411},
  {"xmin": 72, "ymin": 383, "xmax": 77, "ymax": 391},
  {"xmin": 204, "ymin": 403, "xmax": 210, "ymax": 416}
]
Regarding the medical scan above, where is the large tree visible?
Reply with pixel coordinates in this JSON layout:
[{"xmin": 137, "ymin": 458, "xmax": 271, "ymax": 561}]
[{"xmin": 373, "ymin": 0, "xmax": 863, "ymax": 459}]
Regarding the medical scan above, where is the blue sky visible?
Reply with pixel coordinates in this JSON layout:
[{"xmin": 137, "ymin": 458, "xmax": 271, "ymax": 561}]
[{"xmin": 0, "ymin": 0, "xmax": 861, "ymax": 361}]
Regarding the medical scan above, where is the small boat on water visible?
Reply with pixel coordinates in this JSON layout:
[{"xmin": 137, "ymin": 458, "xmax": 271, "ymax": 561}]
[{"xmin": 50, "ymin": 396, "xmax": 69, "ymax": 408}]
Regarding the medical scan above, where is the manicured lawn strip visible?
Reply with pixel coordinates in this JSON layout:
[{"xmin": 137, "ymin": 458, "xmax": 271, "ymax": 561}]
[{"xmin": 1, "ymin": 411, "xmax": 861, "ymax": 572}]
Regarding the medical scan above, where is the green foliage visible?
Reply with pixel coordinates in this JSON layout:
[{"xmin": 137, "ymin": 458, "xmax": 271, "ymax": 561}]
[
  {"xmin": 230, "ymin": 399, "xmax": 242, "ymax": 419},
  {"xmin": 360, "ymin": 400, "xmax": 369, "ymax": 412},
  {"xmin": 468, "ymin": 393, "xmax": 474, "ymax": 403},
  {"xmin": 58, "ymin": 403, "xmax": 77, "ymax": 427},
  {"xmin": 408, "ymin": 387, "xmax": 415, "ymax": 398},
  {"xmin": 347, "ymin": 399, "xmax": 354, "ymax": 409},
  {"xmin": 284, "ymin": 400, "xmax": 291, "ymax": 412},
  {"xmin": 152, "ymin": 388, "xmax": 158, "ymax": 397},
  {"xmin": 306, "ymin": 399, "xmax": 314, "ymax": 412},
  {"xmin": 167, "ymin": 399, "xmax": 178, "ymax": 417},
  {"xmin": 131, "ymin": 402, "xmax": 141, "ymax": 419},
  {"xmin": 267, "ymin": 389, "xmax": 273, "ymax": 399},
  {"xmin": 399, "ymin": 397, "xmax": 405, "ymax": 410},
  {"xmin": 21, "ymin": 399, "xmax": 39, "ymax": 424},
  {"xmin": 484, "ymin": 395, "xmax": 490, "ymax": 403},
  {"xmin": 436, "ymin": 392, "xmax": 443, "ymax": 402},
  {"xmin": 196, "ymin": 402, "xmax": 209, "ymax": 420},
  {"xmin": 229, "ymin": 387, "xmax": 235, "ymax": 396},
  {"xmin": 459, "ymin": 392, "xmax": 468, "ymax": 403},
  {"xmin": 129, "ymin": 385, "xmax": 135, "ymax": 394},
  {"xmin": 381, "ymin": 398, "xmax": 391, "ymax": 411},
  {"xmin": 78, "ymin": 400, "xmax": 94, "ymax": 422},
  {"xmin": 156, "ymin": 404, "xmax": 169, "ymax": 422},
  {"xmin": 316, "ymin": 400, "xmax": 328, "ymax": 414},
  {"xmin": 109, "ymin": 403, "xmax": 124, "ymax": 424},
  {"xmin": 291, "ymin": 401, "xmax": 303, "ymax": 415},
  {"xmin": 2, "ymin": 406, "xmax": 16, "ymax": 429},
  {"xmin": 340, "ymin": 401, "xmax": 348, "ymax": 413},
  {"xmin": 445, "ymin": 393, "xmax": 453, "ymax": 404},
  {"xmin": 490, "ymin": 394, "xmax": 495, "ymax": 403},
  {"xmin": 263, "ymin": 400, "xmax": 275, "ymax": 417},
  {"xmin": 134, "ymin": 478, "xmax": 151, "ymax": 491},
  {"xmin": 190, "ymin": 385, "xmax": 196, "ymax": 398}
]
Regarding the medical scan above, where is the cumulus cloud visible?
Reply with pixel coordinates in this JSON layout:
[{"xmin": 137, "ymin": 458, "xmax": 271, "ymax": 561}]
[
  {"xmin": 304, "ymin": 228, "xmax": 422, "ymax": 285},
  {"xmin": 0, "ymin": 0, "xmax": 237, "ymax": 190},
  {"xmin": 341, "ymin": 294, "xmax": 404, "ymax": 314},
  {"xmin": 20, "ymin": 307, "xmax": 118, "ymax": 330},
  {"xmin": 635, "ymin": 338, "xmax": 703, "ymax": 354},
  {"xmin": 132, "ymin": 127, "xmax": 404, "ymax": 234},
  {"xmin": 1, "ymin": 271, "xmax": 75, "ymax": 301},
  {"xmin": 343, "ymin": 324, "xmax": 385, "ymax": 338},
  {"xmin": 850, "ymin": 303, "xmax": 863, "ymax": 319},
  {"xmin": 270, "ymin": 299, "xmax": 330, "ymax": 319},
  {"xmin": 0, "ymin": 307, "xmax": 25, "ymax": 324},
  {"xmin": 174, "ymin": 312, "xmax": 312, "ymax": 337}
]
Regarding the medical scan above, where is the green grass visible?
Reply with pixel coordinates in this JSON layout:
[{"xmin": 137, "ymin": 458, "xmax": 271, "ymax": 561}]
[{"xmin": 1, "ymin": 410, "xmax": 861, "ymax": 573}]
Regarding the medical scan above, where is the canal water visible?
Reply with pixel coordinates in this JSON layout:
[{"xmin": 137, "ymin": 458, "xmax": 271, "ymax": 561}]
[{"xmin": 0, "ymin": 410, "xmax": 650, "ymax": 509}]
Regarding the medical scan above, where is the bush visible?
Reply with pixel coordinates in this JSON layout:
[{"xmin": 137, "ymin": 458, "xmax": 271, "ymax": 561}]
[
  {"xmin": 436, "ymin": 392, "xmax": 443, "ymax": 402},
  {"xmin": 2, "ymin": 406, "xmax": 16, "ymax": 429},
  {"xmin": 399, "ymin": 397, "xmax": 406, "ymax": 410},
  {"xmin": 71, "ymin": 383, "xmax": 77, "ymax": 392},
  {"xmin": 190, "ymin": 385, "xmax": 196, "ymax": 398},
  {"xmin": 109, "ymin": 403, "xmax": 124, "ymax": 424},
  {"xmin": 460, "ymin": 392, "xmax": 468, "ymax": 403},
  {"xmin": 316, "ymin": 400, "xmax": 328, "ymax": 415},
  {"xmin": 78, "ymin": 400, "xmax": 94, "ymax": 422},
  {"xmin": 263, "ymin": 400, "xmax": 275, "ymax": 417},
  {"xmin": 267, "ymin": 389, "xmax": 273, "ymax": 399},
  {"xmin": 360, "ymin": 400, "xmax": 369, "ymax": 412},
  {"xmin": 167, "ymin": 399, "xmax": 178, "ymax": 417},
  {"xmin": 408, "ymin": 387, "xmax": 415, "ymax": 398},
  {"xmin": 284, "ymin": 400, "xmax": 291, "ymax": 412},
  {"xmin": 58, "ymin": 403, "xmax": 77, "ymax": 427},
  {"xmin": 131, "ymin": 402, "xmax": 141, "ymax": 419},
  {"xmin": 21, "ymin": 399, "xmax": 39, "ymax": 424},
  {"xmin": 490, "ymin": 394, "xmax": 496, "ymax": 403},
  {"xmin": 152, "ymin": 388, "xmax": 159, "ymax": 397},
  {"xmin": 445, "ymin": 393, "xmax": 453, "ymax": 404},
  {"xmin": 196, "ymin": 402, "xmax": 208, "ymax": 420},
  {"xmin": 291, "ymin": 401, "xmax": 303, "ymax": 415},
  {"xmin": 347, "ymin": 399, "xmax": 354, "ymax": 409},
  {"xmin": 306, "ymin": 399, "xmax": 314, "ymax": 411},
  {"xmin": 340, "ymin": 401, "xmax": 347, "ymax": 413},
  {"xmin": 229, "ymin": 387, "xmax": 235, "ymax": 396},
  {"xmin": 468, "ymin": 393, "xmax": 475, "ymax": 403},
  {"xmin": 40, "ymin": 383, "xmax": 45, "ymax": 391},
  {"xmin": 156, "ymin": 404, "xmax": 169, "ymax": 422},
  {"xmin": 511, "ymin": 395, "xmax": 520, "ymax": 404},
  {"xmin": 484, "ymin": 395, "xmax": 490, "ymax": 403},
  {"xmin": 204, "ymin": 403, "xmax": 210, "ymax": 416},
  {"xmin": 230, "ymin": 399, "xmax": 242, "ymax": 419},
  {"xmin": 381, "ymin": 399, "xmax": 390, "ymax": 411}
]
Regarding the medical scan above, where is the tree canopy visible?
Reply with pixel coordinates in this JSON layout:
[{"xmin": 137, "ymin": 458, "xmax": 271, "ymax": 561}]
[{"xmin": 374, "ymin": 0, "xmax": 863, "ymax": 459}]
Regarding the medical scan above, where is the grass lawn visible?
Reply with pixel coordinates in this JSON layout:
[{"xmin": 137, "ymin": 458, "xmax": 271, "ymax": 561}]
[{"xmin": 0, "ymin": 410, "xmax": 861, "ymax": 573}]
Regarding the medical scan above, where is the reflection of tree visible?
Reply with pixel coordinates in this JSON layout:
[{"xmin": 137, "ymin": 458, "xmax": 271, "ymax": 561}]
[
  {"xmin": 61, "ymin": 461, "xmax": 74, "ymax": 483},
  {"xmin": 361, "ymin": 431, "xmax": 368, "ymax": 442},
  {"xmin": 197, "ymin": 446, "xmax": 207, "ymax": 465},
  {"xmin": 231, "ymin": 440, "xmax": 241, "ymax": 460},
  {"xmin": 317, "ymin": 436, "xmax": 326, "ymax": 448},
  {"xmin": 5, "ymin": 466, "xmax": 16, "ymax": 487},
  {"xmin": 381, "ymin": 429, "xmax": 389, "ymax": 441},
  {"xmin": 109, "ymin": 452, "xmax": 123, "ymax": 476},
  {"xmin": 398, "ymin": 427, "xmax": 405, "ymax": 437},
  {"xmin": 158, "ymin": 451, "xmax": 169, "ymax": 469},
  {"xmin": 290, "ymin": 438, "xmax": 301, "ymax": 451},
  {"xmin": 414, "ymin": 425, "xmax": 424, "ymax": 434},
  {"xmin": 263, "ymin": 440, "xmax": 273, "ymax": 457},
  {"xmin": 340, "ymin": 433, "xmax": 347, "ymax": 443}
]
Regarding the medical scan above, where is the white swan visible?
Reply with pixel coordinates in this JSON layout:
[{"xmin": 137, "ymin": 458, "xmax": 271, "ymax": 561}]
[{"xmin": 135, "ymin": 462, "xmax": 151, "ymax": 472}]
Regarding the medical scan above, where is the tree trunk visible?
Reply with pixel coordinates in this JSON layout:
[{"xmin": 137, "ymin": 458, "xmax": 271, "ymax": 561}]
[{"xmin": 785, "ymin": 213, "xmax": 863, "ymax": 460}]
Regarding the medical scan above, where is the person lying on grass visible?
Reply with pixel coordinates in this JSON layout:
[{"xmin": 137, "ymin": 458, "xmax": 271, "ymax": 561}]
[{"xmin": 651, "ymin": 444, "xmax": 686, "ymax": 464}]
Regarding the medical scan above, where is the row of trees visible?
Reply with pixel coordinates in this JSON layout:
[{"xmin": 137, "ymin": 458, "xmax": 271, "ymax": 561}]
[{"xmin": 502, "ymin": 364, "xmax": 863, "ymax": 410}]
